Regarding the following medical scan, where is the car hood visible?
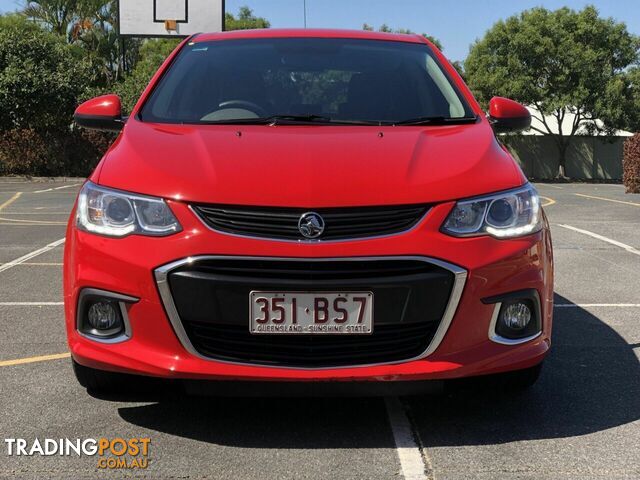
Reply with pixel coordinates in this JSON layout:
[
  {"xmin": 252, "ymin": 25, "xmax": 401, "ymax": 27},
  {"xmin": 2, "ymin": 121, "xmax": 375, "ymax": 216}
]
[{"xmin": 96, "ymin": 119, "xmax": 525, "ymax": 207}]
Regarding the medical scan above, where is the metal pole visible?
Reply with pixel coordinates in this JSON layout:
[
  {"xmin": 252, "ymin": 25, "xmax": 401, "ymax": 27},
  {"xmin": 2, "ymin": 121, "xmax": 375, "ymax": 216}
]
[
  {"xmin": 222, "ymin": 0, "xmax": 226, "ymax": 31},
  {"xmin": 303, "ymin": 0, "xmax": 307, "ymax": 28}
]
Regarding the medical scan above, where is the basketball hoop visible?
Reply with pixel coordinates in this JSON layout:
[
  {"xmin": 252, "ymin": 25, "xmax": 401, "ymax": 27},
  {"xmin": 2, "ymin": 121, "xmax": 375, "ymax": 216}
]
[{"xmin": 118, "ymin": 0, "xmax": 224, "ymax": 38}]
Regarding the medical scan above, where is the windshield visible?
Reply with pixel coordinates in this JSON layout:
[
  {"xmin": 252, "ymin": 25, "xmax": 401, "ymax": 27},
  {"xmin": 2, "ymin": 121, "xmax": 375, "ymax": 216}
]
[{"xmin": 140, "ymin": 37, "xmax": 475, "ymax": 125}]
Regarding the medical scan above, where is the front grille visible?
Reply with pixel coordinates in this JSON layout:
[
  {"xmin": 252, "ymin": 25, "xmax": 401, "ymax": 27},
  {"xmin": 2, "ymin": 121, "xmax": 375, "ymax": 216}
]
[
  {"xmin": 164, "ymin": 258, "xmax": 456, "ymax": 368},
  {"xmin": 192, "ymin": 204, "xmax": 428, "ymax": 241},
  {"xmin": 185, "ymin": 323, "xmax": 438, "ymax": 367}
]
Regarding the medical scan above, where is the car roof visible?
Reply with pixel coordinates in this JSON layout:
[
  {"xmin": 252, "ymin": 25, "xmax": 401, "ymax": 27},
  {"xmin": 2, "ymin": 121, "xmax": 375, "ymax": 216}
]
[{"xmin": 193, "ymin": 28, "xmax": 429, "ymax": 45}]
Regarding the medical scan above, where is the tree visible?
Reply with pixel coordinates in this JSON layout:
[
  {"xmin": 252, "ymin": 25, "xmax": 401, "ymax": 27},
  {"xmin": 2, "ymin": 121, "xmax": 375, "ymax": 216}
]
[
  {"xmin": 225, "ymin": 6, "xmax": 270, "ymax": 30},
  {"xmin": 624, "ymin": 67, "xmax": 640, "ymax": 133},
  {"xmin": 451, "ymin": 60, "xmax": 465, "ymax": 80},
  {"xmin": 22, "ymin": 0, "xmax": 78, "ymax": 36},
  {"xmin": 71, "ymin": 0, "xmax": 141, "ymax": 85},
  {"xmin": 0, "ymin": 14, "xmax": 92, "ymax": 132},
  {"xmin": 362, "ymin": 23, "xmax": 442, "ymax": 50},
  {"xmin": 0, "ymin": 13, "xmax": 100, "ymax": 176},
  {"xmin": 465, "ymin": 6, "xmax": 640, "ymax": 178},
  {"xmin": 111, "ymin": 38, "xmax": 180, "ymax": 112},
  {"xmin": 21, "ymin": 1, "xmax": 140, "ymax": 86},
  {"xmin": 0, "ymin": 11, "xmax": 41, "ymax": 31}
]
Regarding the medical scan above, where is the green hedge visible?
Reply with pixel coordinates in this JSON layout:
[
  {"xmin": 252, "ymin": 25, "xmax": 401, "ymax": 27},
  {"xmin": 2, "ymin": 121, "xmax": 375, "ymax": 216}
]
[
  {"xmin": 623, "ymin": 134, "xmax": 640, "ymax": 193},
  {"xmin": 0, "ymin": 15, "xmax": 107, "ymax": 176},
  {"xmin": 0, "ymin": 128, "xmax": 114, "ymax": 177}
]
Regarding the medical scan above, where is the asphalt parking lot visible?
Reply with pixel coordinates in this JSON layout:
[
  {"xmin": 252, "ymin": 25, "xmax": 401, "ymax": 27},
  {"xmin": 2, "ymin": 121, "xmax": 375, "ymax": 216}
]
[{"xmin": 0, "ymin": 178, "xmax": 638, "ymax": 479}]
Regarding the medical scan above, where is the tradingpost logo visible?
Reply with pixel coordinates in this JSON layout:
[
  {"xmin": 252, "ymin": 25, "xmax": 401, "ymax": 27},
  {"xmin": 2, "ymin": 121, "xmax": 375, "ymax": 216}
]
[{"xmin": 4, "ymin": 437, "xmax": 151, "ymax": 469}]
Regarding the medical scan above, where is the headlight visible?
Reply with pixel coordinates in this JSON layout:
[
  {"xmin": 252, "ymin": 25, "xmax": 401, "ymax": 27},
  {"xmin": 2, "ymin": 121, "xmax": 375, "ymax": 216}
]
[
  {"xmin": 442, "ymin": 184, "xmax": 541, "ymax": 239},
  {"xmin": 77, "ymin": 182, "xmax": 181, "ymax": 237}
]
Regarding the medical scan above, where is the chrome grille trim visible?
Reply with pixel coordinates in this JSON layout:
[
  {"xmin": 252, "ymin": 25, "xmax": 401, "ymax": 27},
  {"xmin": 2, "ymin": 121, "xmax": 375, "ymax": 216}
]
[{"xmin": 154, "ymin": 255, "xmax": 467, "ymax": 370}]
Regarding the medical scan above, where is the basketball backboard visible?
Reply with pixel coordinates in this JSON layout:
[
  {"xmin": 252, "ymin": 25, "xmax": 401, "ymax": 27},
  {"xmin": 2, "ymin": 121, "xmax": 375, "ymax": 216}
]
[{"xmin": 118, "ymin": 0, "xmax": 224, "ymax": 37}]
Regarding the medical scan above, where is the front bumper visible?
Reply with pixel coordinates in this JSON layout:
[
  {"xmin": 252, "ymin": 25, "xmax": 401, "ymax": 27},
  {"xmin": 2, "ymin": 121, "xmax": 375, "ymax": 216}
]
[{"xmin": 64, "ymin": 199, "xmax": 553, "ymax": 382}]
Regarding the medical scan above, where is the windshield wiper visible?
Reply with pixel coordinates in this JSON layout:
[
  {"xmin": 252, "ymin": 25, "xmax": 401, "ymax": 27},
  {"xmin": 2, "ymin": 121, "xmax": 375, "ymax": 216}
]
[
  {"xmin": 265, "ymin": 114, "xmax": 333, "ymax": 125},
  {"xmin": 198, "ymin": 114, "xmax": 333, "ymax": 125},
  {"xmin": 198, "ymin": 115, "xmax": 384, "ymax": 126},
  {"xmin": 267, "ymin": 115, "xmax": 384, "ymax": 126},
  {"xmin": 392, "ymin": 115, "xmax": 478, "ymax": 126}
]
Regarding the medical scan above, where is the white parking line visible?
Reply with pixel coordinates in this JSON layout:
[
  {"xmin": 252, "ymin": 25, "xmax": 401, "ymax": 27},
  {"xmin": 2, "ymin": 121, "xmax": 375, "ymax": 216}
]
[
  {"xmin": 0, "ymin": 238, "xmax": 65, "ymax": 274},
  {"xmin": 385, "ymin": 397, "xmax": 431, "ymax": 480},
  {"xmin": 0, "ymin": 222, "xmax": 67, "ymax": 226},
  {"xmin": 0, "ymin": 212, "xmax": 69, "ymax": 215},
  {"xmin": 0, "ymin": 262, "xmax": 63, "ymax": 267},
  {"xmin": 0, "ymin": 302, "xmax": 64, "ymax": 306},
  {"xmin": 0, "ymin": 218, "xmax": 67, "ymax": 225},
  {"xmin": 556, "ymin": 224, "xmax": 640, "ymax": 256},
  {"xmin": 555, "ymin": 304, "xmax": 640, "ymax": 308},
  {"xmin": 32, "ymin": 183, "xmax": 81, "ymax": 194}
]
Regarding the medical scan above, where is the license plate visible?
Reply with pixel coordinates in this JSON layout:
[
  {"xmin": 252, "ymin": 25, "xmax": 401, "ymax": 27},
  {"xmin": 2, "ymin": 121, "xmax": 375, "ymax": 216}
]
[{"xmin": 250, "ymin": 292, "xmax": 373, "ymax": 335}]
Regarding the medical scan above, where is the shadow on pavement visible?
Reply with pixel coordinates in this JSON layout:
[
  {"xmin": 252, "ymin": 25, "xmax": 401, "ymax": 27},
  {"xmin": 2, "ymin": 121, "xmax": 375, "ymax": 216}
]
[
  {"xmin": 112, "ymin": 294, "xmax": 639, "ymax": 448},
  {"xmin": 117, "ymin": 394, "xmax": 394, "ymax": 449},
  {"xmin": 407, "ymin": 294, "xmax": 640, "ymax": 446}
]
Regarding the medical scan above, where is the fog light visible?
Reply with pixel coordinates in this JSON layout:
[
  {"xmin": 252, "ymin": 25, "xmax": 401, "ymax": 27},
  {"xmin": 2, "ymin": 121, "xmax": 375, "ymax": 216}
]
[
  {"xmin": 77, "ymin": 289, "xmax": 137, "ymax": 342},
  {"xmin": 494, "ymin": 298, "xmax": 540, "ymax": 341},
  {"xmin": 87, "ymin": 301, "xmax": 120, "ymax": 331},
  {"xmin": 501, "ymin": 302, "xmax": 532, "ymax": 330},
  {"xmin": 484, "ymin": 290, "xmax": 542, "ymax": 344}
]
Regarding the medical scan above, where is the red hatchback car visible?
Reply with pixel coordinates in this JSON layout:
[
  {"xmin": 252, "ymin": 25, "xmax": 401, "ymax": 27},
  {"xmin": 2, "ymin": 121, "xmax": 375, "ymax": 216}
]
[{"xmin": 66, "ymin": 29, "xmax": 553, "ymax": 394}]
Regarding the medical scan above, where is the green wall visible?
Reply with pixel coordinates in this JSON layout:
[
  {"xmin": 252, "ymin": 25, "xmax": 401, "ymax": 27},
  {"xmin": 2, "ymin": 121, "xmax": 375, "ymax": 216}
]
[{"xmin": 502, "ymin": 136, "xmax": 625, "ymax": 180}]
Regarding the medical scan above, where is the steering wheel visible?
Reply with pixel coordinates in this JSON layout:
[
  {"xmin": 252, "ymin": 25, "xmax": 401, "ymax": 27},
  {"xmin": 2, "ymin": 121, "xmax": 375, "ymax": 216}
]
[{"xmin": 217, "ymin": 100, "xmax": 268, "ymax": 117}]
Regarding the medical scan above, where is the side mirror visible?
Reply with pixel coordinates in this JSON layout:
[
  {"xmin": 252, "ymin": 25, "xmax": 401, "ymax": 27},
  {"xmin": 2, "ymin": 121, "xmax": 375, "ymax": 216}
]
[
  {"xmin": 488, "ymin": 97, "xmax": 531, "ymax": 133},
  {"xmin": 74, "ymin": 94, "xmax": 124, "ymax": 132}
]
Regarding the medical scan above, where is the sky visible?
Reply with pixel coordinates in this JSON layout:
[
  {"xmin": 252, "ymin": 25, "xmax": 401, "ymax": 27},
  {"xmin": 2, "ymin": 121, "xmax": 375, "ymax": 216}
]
[{"xmin": 1, "ymin": 0, "xmax": 639, "ymax": 61}]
